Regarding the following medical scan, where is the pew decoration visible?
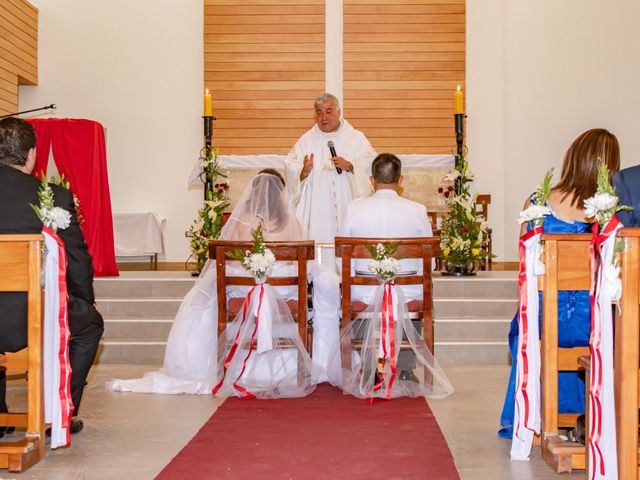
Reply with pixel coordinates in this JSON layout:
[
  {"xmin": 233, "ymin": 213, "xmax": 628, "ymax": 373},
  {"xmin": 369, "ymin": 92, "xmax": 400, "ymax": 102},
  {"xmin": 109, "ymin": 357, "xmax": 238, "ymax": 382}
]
[
  {"xmin": 510, "ymin": 169, "xmax": 553, "ymax": 460},
  {"xmin": 582, "ymin": 164, "xmax": 631, "ymax": 480}
]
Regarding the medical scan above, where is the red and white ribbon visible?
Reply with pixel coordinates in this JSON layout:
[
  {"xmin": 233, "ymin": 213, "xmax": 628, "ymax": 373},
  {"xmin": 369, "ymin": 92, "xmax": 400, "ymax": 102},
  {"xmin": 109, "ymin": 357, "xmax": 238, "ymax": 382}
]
[
  {"xmin": 212, "ymin": 283, "xmax": 266, "ymax": 399},
  {"xmin": 42, "ymin": 227, "xmax": 73, "ymax": 449},
  {"xmin": 511, "ymin": 226, "xmax": 543, "ymax": 460},
  {"xmin": 588, "ymin": 216, "xmax": 621, "ymax": 480},
  {"xmin": 372, "ymin": 283, "xmax": 398, "ymax": 400}
]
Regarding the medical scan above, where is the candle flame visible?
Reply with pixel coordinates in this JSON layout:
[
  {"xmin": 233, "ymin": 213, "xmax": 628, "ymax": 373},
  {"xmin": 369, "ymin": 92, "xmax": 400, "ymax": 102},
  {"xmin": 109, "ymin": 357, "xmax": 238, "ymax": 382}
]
[
  {"xmin": 457, "ymin": 84, "xmax": 460, "ymax": 92},
  {"xmin": 205, "ymin": 88, "xmax": 209, "ymax": 94}
]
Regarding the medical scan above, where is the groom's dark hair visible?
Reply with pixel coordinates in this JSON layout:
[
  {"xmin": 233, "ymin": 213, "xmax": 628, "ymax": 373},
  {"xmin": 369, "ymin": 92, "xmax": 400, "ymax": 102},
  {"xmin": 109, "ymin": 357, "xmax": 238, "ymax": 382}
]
[
  {"xmin": 371, "ymin": 153, "xmax": 401, "ymax": 184},
  {"xmin": 0, "ymin": 117, "xmax": 36, "ymax": 167}
]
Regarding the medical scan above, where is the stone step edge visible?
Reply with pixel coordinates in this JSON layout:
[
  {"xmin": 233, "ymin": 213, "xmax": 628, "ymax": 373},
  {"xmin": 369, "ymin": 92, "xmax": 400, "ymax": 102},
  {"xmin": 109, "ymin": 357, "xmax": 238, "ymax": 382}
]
[
  {"xmin": 435, "ymin": 318, "xmax": 511, "ymax": 323},
  {"xmin": 96, "ymin": 297, "xmax": 517, "ymax": 303},
  {"xmin": 104, "ymin": 319, "xmax": 174, "ymax": 323}
]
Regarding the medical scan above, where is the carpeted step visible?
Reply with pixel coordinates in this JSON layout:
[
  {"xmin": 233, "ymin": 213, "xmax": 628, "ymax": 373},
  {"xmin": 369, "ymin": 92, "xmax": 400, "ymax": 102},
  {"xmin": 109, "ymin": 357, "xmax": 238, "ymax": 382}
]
[
  {"xmin": 103, "ymin": 318, "xmax": 173, "ymax": 341},
  {"xmin": 435, "ymin": 318, "xmax": 511, "ymax": 341},
  {"xmin": 97, "ymin": 340, "xmax": 166, "ymax": 365},
  {"xmin": 434, "ymin": 297, "xmax": 518, "ymax": 318},
  {"xmin": 96, "ymin": 298, "xmax": 182, "ymax": 319},
  {"xmin": 434, "ymin": 340, "xmax": 510, "ymax": 365}
]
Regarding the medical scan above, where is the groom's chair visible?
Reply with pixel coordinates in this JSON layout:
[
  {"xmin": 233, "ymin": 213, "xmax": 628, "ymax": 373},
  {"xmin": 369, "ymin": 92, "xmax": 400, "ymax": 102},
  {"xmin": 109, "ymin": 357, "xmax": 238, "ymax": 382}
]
[
  {"xmin": 0, "ymin": 234, "xmax": 46, "ymax": 473},
  {"xmin": 335, "ymin": 237, "xmax": 440, "ymax": 373},
  {"xmin": 208, "ymin": 240, "xmax": 315, "ymax": 352}
]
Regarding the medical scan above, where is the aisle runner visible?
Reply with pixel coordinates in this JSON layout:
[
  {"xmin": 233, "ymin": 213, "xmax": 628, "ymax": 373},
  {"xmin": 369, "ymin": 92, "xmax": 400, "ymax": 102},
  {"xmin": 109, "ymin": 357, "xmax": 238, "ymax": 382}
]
[{"xmin": 156, "ymin": 385, "xmax": 459, "ymax": 479}]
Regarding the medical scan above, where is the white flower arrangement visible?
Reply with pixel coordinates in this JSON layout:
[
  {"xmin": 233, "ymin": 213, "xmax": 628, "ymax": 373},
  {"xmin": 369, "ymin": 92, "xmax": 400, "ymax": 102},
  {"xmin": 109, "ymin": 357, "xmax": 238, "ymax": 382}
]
[
  {"xmin": 366, "ymin": 243, "xmax": 401, "ymax": 283},
  {"xmin": 30, "ymin": 178, "xmax": 71, "ymax": 232},
  {"xmin": 517, "ymin": 169, "xmax": 554, "ymax": 226},
  {"xmin": 583, "ymin": 164, "xmax": 631, "ymax": 225},
  {"xmin": 227, "ymin": 225, "xmax": 275, "ymax": 281}
]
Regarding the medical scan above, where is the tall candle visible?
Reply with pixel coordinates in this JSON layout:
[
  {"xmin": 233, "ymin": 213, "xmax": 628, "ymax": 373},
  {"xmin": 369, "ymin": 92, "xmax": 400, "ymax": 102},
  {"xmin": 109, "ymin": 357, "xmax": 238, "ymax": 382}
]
[
  {"xmin": 203, "ymin": 88, "xmax": 212, "ymax": 117},
  {"xmin": 454, "ymin": 84, "xmax": 463, "ymax": 114}
]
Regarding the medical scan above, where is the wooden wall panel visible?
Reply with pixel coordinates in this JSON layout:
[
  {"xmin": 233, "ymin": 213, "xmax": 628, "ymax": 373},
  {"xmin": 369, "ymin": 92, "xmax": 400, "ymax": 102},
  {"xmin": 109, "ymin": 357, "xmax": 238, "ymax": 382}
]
[
  {"xmin": 204, "ymin": 1, "xmax": 325, "ymax": 154},
  {"xmin": 0, "ymin": 0, "xmax": 38, "ymax": 116},
  {"xmin": 344, "ymin": 0, "xmax": 465, "ymax": 154}
]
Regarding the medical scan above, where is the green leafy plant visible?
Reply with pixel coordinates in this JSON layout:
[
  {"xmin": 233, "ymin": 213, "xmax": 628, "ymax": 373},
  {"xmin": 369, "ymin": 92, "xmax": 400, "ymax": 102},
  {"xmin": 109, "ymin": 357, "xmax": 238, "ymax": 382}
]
[
  {"xmin": 438, "ymin": 158, "xmax": 492, "ymax": 267},
  {"xmin": 187, "ymin": 147, "xmax": 230, "ymax": 273}
]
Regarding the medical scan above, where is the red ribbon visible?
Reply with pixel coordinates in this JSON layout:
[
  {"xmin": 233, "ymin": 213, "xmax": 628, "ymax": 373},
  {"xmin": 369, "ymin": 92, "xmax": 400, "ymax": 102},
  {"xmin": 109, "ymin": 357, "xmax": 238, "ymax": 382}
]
[
  {"xmin": 588, "ymin": 215, "xmax": 621, "ymax": 479},
  {"xmin": 514, "ymin": 225, "xmax": 543, "ymax": 440},
  {"xmin": 371, "ymin": 283, "xmax": 397, "ymax": 400},
  {"xmin": 43, "ymin": 226, "xmax": 73, "ymax": 443},
  {"xmin": 212, "ymin": 284, "xmax": 265, "ymax": 399}
]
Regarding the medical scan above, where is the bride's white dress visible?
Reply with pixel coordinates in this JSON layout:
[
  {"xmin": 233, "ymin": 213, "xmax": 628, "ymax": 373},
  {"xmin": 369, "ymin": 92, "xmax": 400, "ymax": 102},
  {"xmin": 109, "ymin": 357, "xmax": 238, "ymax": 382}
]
[{"xmin": 107, "ymin": 172, "xmax": 323, "ymax": 396}]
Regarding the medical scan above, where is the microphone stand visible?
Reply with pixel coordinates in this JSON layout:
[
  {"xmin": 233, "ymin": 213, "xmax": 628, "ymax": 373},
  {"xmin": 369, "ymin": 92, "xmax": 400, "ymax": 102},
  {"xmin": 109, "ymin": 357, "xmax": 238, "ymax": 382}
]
[{"xmin": 0, "ymin": 104, "xmax": 57, "ymax": 119}]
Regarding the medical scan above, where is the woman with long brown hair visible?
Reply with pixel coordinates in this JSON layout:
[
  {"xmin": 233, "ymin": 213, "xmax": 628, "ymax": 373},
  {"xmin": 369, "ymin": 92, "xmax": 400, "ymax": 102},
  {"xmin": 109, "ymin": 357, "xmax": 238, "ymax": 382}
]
[{"xmin": 499, "ymin": 128, "xmax": 620, "ymax": 439}]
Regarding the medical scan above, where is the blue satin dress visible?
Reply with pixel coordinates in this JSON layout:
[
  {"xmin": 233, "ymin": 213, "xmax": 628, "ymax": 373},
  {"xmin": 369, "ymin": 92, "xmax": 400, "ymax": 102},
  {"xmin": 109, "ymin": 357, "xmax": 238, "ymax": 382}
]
[{"xmin": 498, "ymin": 212, "xmax": 592, "ymax": 438}]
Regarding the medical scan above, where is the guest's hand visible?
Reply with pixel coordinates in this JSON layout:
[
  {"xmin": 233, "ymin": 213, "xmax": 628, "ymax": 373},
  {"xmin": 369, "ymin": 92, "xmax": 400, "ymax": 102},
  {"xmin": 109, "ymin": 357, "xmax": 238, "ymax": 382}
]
[
  {"xmin": 331, "ymin": 155, "xmax": 352, "ymax": 172},
  {"xmin": 300, "ymin": 153, "xmax": 314, "ymax": 181}
]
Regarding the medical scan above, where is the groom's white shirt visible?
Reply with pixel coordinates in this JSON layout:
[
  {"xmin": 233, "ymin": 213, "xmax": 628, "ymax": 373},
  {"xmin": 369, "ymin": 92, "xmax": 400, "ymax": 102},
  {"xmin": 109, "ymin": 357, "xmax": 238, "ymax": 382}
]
[{"xmin": 339, "ymin": 189, "xmax": 433, "ymax": 302}]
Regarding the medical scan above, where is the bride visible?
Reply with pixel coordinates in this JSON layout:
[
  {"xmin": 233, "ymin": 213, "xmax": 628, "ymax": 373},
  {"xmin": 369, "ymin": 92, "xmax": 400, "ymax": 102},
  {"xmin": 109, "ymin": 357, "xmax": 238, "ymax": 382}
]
[{"xmin": 107, "ymin": 170, "xmax": 310, "ymax": 395}]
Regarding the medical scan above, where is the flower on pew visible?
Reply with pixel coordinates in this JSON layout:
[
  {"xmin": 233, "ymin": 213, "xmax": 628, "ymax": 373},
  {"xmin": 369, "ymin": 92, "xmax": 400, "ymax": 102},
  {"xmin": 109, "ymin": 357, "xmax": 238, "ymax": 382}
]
[
  {"xmin": 366, "ymin": 242, "xmax": 401, "ymax": 283},
  {"xmin": 226, "ymin": 225, "xmax": 275, "ymax": 282},
  {"xmin": 583, "ymin": 163, "xmax": 632, "ymax": 225},
  {"xmin": 517, "ymin": 168, "xmax": 553, "ymax": 226},
  {"xmin": 30, "ymin": 177, "xmax": 71, "ymax": 232}
]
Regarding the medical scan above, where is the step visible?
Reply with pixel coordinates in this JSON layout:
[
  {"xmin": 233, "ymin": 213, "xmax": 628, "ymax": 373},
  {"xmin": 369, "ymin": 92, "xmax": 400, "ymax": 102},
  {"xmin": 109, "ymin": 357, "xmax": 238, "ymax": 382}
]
[
  {"xmin": 97, "ymin": 340, "xmax": 166, "ymax": 365},
  {"xmin": 432, "ymin": 274, "xmax": 518, "ymax": 299},
  {"xmin": 96, "ymin": 298, "xmax": 182, "ymax": 319},
  {"xmin": 434, "ymin": 340, "xmax": 511, "ymax": 366},
  {"xmin": 434, "ymin": 318, "xmax": 511, "ymax": 341},
  {"xmin": 103, "ymin": 319, "xmax": 174, "ymax": 341},
  {"xmin": 433, "ymin": 298, "xmax": 518, "ymax": 318},
  {"xmin": 94, "ymin": 272, "xmax": 195, "ymax": 299}
]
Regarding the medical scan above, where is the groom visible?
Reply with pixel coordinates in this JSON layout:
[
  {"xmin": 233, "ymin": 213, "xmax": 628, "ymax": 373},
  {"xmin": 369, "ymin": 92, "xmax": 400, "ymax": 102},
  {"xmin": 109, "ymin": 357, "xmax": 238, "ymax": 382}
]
[{"xmin": 0, "ymin": 117, "xmax": 104, "ymax": 435}]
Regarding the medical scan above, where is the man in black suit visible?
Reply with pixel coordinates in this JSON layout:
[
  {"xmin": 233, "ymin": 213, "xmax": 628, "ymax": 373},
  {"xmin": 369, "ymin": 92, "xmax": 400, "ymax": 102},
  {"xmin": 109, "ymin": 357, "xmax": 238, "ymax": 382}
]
[
  {"xmin": 614, "ymin": 165, "xmax": 640, "ymax": 227},
  {"xmin": 0, "ymin": 117, "xmax": 104, "ymax": 436}
]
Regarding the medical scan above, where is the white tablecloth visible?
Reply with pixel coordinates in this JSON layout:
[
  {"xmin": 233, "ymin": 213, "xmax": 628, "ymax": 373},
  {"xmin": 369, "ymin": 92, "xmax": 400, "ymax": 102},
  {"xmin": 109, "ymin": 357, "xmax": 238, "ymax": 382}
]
[{"xmin": 113, "ymin": 213, "xmax": 165, "ymax": 257}]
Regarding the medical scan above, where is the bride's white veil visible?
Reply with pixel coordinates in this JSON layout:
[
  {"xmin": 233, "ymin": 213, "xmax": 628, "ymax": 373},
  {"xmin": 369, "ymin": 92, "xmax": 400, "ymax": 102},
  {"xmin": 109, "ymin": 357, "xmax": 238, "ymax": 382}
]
[{"xmin": 221, "ymin": 171, "xmax": 305, "ymax": 241}]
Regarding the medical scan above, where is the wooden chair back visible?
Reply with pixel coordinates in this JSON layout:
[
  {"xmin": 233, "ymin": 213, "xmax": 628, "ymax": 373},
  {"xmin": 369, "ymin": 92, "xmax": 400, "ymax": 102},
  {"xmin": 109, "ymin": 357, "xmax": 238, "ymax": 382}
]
[
  {"xmin": 538, "ymin": 233, "xmax": 591, "ymax": 472},
  {"xmin": 0, "ymin": 234, "xmax": 45, "ymax": 472},
  {"xmin": 335, "ymin": 237, "xmax": 439, "ymax": 353},
  {"xmin": 209, "ymin": 240, "xmax": 315, "ymax": 351},
  {"xmin": 613, "ymin": 227, "xmax": 640, "ymax": 479}
]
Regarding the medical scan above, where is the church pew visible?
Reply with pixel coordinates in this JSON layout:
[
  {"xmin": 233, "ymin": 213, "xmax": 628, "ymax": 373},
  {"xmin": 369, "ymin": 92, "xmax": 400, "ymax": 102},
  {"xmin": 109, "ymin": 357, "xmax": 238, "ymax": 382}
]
[
  {"xmin": 538, "ymin": 233, "xmax": 592, "ymax": 473},
  {"xmin": 613, "ymin": 227, "xmax": 640, "ymax": 479}
]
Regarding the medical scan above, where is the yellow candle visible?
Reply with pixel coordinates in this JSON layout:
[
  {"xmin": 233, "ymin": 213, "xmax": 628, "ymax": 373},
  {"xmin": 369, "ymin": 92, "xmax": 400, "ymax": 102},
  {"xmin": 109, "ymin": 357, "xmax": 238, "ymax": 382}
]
[
  {"xmin": 454, "ymin": 84, "xmax": 464, "ymax": 114},
  {"xmin": 203, "ymin": 88, "xmax": 212, "ymax": 117}
]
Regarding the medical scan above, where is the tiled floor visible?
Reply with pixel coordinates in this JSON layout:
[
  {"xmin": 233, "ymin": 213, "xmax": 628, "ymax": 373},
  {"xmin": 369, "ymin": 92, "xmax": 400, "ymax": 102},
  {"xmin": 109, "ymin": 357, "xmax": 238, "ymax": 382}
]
[{"xmin": 2, "ymin": 365, "xmax": 583, "ymax": 480}]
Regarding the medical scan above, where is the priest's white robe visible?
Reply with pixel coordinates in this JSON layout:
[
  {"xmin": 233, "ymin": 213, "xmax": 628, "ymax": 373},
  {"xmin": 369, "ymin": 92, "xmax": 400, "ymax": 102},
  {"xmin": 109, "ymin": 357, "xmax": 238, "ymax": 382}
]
[{"xmin": 285, "ymin": 120, "xmax": 376, "ymax": 243}]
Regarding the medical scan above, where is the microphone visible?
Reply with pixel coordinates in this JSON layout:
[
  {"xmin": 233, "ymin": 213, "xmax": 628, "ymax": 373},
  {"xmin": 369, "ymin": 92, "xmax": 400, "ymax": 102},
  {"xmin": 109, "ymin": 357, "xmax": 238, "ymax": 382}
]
[{"xmin": 328, "ymin": 140, "xmax": 342, "ymax": 174}]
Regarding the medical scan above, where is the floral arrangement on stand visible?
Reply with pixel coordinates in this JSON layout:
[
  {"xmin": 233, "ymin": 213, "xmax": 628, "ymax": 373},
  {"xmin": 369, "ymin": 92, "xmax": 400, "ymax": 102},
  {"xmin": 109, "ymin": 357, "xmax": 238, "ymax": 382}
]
[
  {"xmin": 226, "ymin": 225, "xmax": 275, "ymax": 282},
  {"xmin": 366, "ymin": 242, "xmax": 401, "ymax": 283},
  {"xmin": 437, "ymin": 157, "xmax": 492, "ymax": 275},
  {"xmin": 187, "ymin": 148, "xmax": 230, "ymax": 274},
  {"xmin": 30, "ymin": 178, "xmax": 71, "ymax": 232}
]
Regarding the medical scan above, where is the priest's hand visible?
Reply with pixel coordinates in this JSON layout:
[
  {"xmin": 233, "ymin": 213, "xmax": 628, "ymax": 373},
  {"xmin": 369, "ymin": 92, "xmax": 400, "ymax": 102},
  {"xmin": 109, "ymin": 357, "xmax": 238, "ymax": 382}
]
[
  {"xmin": 300, "ymin": 153, "xmax": 314, "ymax": 181},
  {"xmin": 332, "ymin": 155, "xmax": 353, "ymax": 173}
]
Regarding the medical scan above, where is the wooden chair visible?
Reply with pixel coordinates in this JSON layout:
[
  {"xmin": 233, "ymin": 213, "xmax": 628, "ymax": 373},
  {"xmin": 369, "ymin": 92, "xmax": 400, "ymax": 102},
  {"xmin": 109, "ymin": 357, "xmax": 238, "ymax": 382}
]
[
  {"xmin": 0, "ymin": 235, "xmax": 46, "ymax": 472},
  {"xmin": 539, "ymin": 233, "xmax": 592, "ymax": 473},
  {"xmin": 612, "ymin": 227, "xmax": 640, "ymax": 479},
  {"xmin": 208, "ymin": 240, "xmax": 315, "ymax": 352},
  {"xmin": 334, "ymin": 237, "xmax": 439, "ymax": 374}
]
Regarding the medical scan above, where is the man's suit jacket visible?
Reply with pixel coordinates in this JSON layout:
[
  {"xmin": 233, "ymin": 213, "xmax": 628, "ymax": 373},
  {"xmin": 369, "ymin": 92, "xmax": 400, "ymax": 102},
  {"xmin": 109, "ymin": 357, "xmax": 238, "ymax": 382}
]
[
  {"xmin": 613, "ymin": 165, "xmax": 640, "ymax": 227},
  {"xmin": 339, "ymin": 189, "xmax": 433, "ymax": 302},
  {"xmin": 0, "ymin": 165, "xmax": 96, "ymax": 352}
]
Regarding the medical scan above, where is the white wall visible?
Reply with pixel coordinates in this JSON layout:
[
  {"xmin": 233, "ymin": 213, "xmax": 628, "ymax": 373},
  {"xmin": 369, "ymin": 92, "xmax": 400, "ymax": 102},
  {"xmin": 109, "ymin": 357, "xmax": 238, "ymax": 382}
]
[
  {"xmin": 20, "ymin": 0, "xmax": 204, "ymax": 262},
  {"xmin": 469, "ymin": 0, "xmax": 640, "ymax": 260},
  {"xmin": 20, "ymin": 0, "xmax": 640, "ymax": 262}
]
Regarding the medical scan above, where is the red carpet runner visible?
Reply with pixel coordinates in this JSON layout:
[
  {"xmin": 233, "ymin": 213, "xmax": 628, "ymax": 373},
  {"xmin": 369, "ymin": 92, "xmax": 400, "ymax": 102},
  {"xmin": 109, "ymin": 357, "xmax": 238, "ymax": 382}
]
[{"xmin": 156, "ymin": 384, "xmax": 459, "ymax": 479}]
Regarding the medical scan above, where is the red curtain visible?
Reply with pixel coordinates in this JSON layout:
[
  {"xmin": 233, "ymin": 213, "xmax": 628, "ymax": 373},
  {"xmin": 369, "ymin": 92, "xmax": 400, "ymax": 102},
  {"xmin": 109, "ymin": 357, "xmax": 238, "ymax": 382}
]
[{"xmin": 27, "ymin": 118, "xmax": 119, "ymax": 277}]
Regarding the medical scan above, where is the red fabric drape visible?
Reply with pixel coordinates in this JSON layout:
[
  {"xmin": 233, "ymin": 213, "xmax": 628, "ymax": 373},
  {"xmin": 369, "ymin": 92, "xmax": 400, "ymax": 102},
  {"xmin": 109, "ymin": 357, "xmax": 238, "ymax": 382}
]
[{"xmin": 27, "ymin": 118, "xmax": 119, "ymax": 277}]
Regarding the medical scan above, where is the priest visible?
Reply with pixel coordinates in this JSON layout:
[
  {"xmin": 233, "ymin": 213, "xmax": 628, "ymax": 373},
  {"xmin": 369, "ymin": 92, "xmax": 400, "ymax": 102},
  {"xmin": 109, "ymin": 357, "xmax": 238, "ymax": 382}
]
[{"xmin": 285, "ymin": 93, "xmax": 376, "ymax": 243}]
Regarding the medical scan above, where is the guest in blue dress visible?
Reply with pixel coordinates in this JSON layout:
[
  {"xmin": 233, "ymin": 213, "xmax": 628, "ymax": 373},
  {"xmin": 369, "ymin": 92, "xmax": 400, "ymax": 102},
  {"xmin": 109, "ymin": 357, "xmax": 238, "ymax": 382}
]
[{"xmin": 499, "ymin": 128, "xmax": 621, "ymax": 439}]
